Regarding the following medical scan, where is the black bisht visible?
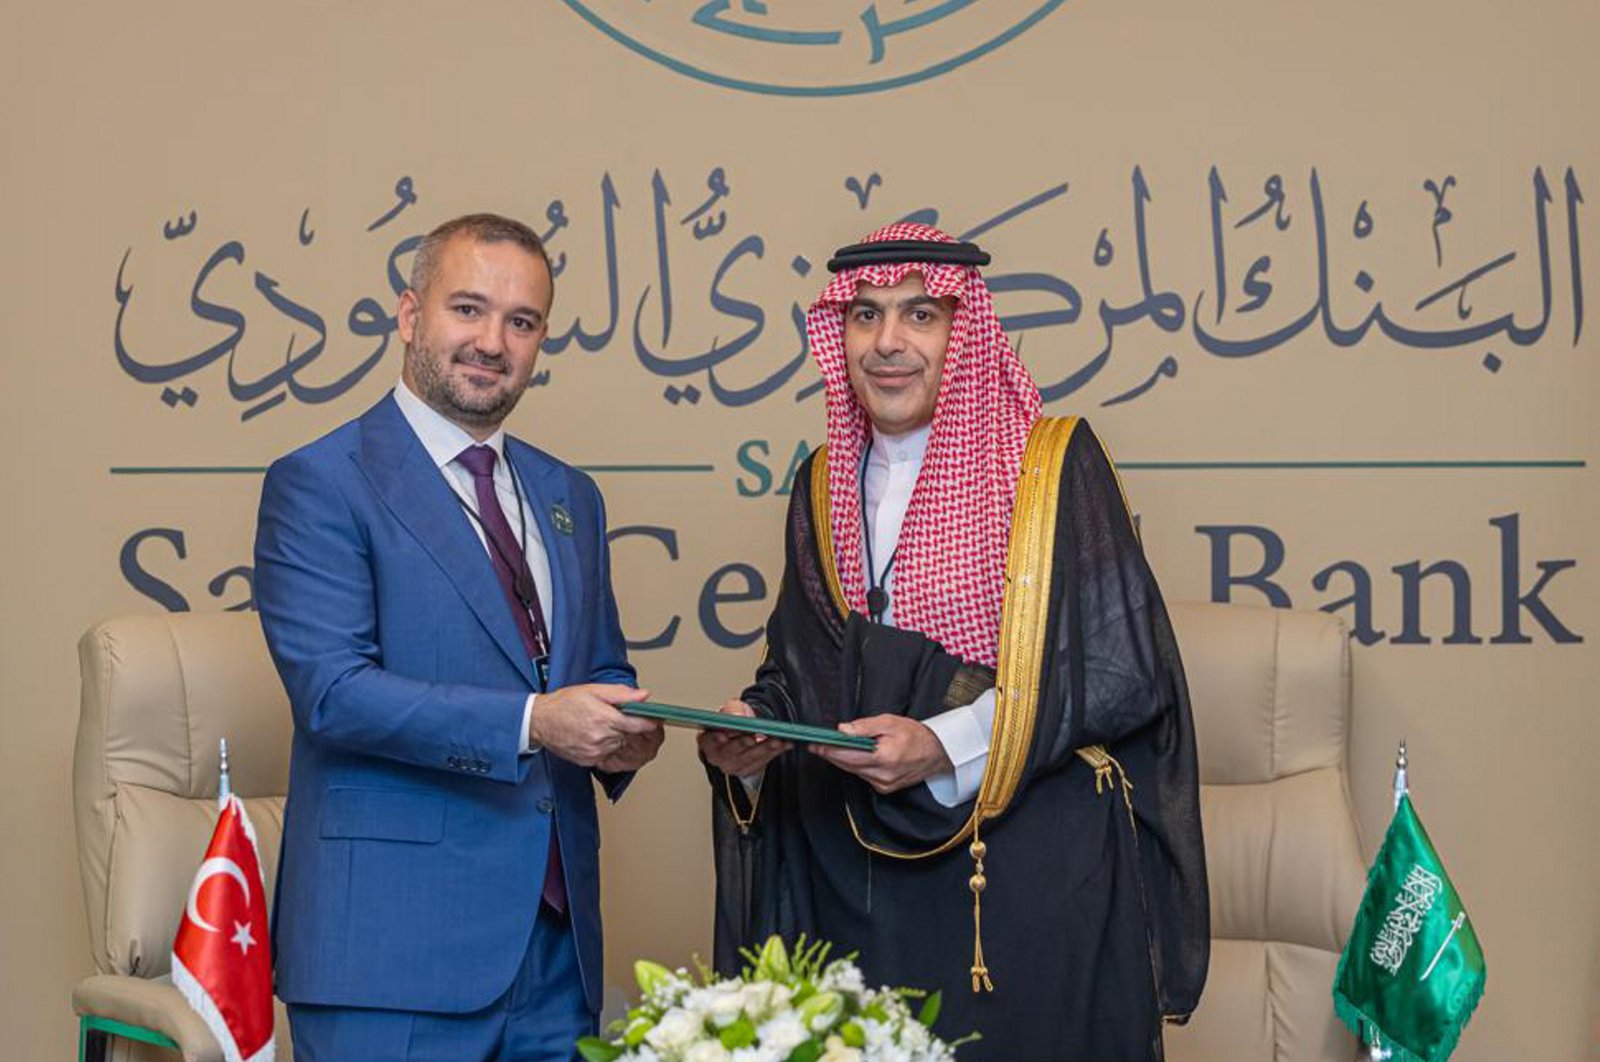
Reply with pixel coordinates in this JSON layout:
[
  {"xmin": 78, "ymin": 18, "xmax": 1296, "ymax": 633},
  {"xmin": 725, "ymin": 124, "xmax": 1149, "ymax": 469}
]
[{"xmin": 709, "ymin": 421, "xmax": 1208, "ymax": 1062}]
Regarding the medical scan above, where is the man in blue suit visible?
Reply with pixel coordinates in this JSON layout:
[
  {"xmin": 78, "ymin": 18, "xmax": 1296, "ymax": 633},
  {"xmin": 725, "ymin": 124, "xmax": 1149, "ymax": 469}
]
[{"xmin": 255, "ymin": 212, "xmax": 664, "ymax": 1061}]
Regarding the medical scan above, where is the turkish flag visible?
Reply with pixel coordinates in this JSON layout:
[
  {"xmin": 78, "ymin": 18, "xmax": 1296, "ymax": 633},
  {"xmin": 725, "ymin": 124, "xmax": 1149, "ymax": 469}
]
[{"xmin": 171, "ymin": 795, "xmax": 276, "ymax": 1062}]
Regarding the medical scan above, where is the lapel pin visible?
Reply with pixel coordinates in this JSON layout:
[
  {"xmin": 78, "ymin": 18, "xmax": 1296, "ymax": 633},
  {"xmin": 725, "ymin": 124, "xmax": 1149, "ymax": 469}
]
[{"xmin": 551, "ymin": 503, "xmax": 575, "ymax": 536}]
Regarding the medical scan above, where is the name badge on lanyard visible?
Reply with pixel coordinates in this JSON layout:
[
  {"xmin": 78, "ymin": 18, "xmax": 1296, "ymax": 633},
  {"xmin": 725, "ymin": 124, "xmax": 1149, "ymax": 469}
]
[{"xmin": 534, "ymin": 655, "xmax": 551, "ymax": 692}]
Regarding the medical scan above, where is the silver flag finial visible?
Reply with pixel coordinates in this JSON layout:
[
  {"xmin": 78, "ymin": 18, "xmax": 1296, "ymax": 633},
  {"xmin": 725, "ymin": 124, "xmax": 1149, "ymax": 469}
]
[
  {"xmin": 218, "ymin": 737, "xmax": 232, "ymax": 810},
  {"xmin": 1393, "ymin": 738, "xmax": 1408, "ymax": 811}
]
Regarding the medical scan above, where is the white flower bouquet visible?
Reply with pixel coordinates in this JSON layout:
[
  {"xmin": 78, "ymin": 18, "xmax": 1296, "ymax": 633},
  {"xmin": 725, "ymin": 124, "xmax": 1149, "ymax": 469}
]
[{"xmin": 577, "ymin": 935, "xmax": 972, "ymax": 1062}]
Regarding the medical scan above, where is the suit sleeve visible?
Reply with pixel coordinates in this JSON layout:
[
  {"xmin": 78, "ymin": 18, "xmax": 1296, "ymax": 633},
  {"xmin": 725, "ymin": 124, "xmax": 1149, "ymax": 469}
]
[
  {"xmin": 577, "ymin": 474, "xmax": 640, "ymax": 801},
  {"xmin": 255, "ymin": 450, "xmax": 532, "ymax": 784}
]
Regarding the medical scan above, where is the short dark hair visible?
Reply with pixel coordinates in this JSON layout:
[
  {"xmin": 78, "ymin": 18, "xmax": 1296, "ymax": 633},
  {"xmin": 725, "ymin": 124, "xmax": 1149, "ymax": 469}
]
[{"xmin": 408, "ymin": 212, "xmax": 554, "ymax": 296}]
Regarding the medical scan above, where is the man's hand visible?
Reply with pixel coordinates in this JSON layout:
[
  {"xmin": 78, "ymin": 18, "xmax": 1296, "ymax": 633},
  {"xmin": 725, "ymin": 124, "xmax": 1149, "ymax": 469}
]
[
  {"xmin": 528, "ymin": 683, "xmax": 662, "ymax": 768},
  {"xmin": 596, "ymin": 724, "xmax": 665, "ymax": 773},
  {"xmin": 697, "ymin": 699, "xmax": 791, "ymax": 777},
  {"xmin": 811, "ymin": 714, "xmax": 952, "ymax": 794}
]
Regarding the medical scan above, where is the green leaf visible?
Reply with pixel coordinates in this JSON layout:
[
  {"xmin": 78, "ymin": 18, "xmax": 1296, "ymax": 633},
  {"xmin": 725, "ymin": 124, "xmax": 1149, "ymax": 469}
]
[
  {"xmin": 719, "ymin": 1017, "xmax": 758, "ymax": 1049},
  {"xmin": 794, "ymin": 938, "xmax": 826, "ymax": 980},
  {"xmin": 840, "ymin": 1021, "xmax": 866, "ymax": 1048},
  {"xmin": 786, "ymin": 1041, "xmax": 824, "ymax": 1062},
  {"xmin": 623, "ymin": 1016, "xmax": 654, "ymax": 1047},
  {"xmin": 918, "ymin": 989, "xmax": 943, "ymax": 1027},
  {"xmin": 575, "ymin": 1037, "xmax": 624, "ymax": 1062},
  {"xmin": 634, "ymin": 959, "xmax": 675, "ymax": 997}
]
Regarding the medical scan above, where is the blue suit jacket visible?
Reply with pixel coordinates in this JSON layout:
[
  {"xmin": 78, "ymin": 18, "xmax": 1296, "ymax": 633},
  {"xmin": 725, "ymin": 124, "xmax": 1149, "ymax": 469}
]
[{"xmin": 254, "ymin": 394, "xmax": 634, "ymax": 1015}]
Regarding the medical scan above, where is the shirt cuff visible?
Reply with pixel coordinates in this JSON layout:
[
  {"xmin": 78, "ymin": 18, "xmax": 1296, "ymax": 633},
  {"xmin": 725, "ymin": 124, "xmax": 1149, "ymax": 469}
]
[
  {"xmin": 922, "ymin": 688, "xmax": 996, "ymax": 807},
  {"xmin": 520, "ymin": 694, "xmax": 541, "ymax": 754}
]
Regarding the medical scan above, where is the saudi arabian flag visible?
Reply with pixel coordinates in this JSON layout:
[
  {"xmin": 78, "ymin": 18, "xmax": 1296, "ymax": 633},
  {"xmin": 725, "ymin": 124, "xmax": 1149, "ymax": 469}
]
[{"xmin": 1333, "ymin": 793, "xmax": 1486, "ymax": 1062}]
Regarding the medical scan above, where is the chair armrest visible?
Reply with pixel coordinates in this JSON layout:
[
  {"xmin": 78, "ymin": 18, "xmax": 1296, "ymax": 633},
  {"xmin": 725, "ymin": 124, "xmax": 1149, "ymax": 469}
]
[{"xmin": 72, "ymin": 975, "xmax": 221, "ymax": 1062}]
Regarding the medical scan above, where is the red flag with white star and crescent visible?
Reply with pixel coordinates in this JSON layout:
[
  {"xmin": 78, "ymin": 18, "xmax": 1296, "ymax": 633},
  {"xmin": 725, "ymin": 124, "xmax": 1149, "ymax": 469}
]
[{"xmin": 171, "ymin": 794, "xmax": 275, "ymax": 1062}]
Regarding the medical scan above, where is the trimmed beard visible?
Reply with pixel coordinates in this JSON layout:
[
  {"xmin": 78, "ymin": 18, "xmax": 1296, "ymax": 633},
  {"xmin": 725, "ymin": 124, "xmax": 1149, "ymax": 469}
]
[{"xmin": 404, "ymin": 336, "xmax": 525, "ymax": 431}]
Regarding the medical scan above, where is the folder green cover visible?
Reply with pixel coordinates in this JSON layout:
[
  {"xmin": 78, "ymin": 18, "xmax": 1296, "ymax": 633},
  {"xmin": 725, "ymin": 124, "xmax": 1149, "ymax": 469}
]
[{"xmin": 620, "ymin": 701, "xmax": 877, "ymax": 751}]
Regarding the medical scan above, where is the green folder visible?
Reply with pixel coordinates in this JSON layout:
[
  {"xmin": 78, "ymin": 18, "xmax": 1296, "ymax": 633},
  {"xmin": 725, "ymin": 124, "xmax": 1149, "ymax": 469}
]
[{"xmin": 620, "ymin": 701, "xmax": 877, "ymax": 751}]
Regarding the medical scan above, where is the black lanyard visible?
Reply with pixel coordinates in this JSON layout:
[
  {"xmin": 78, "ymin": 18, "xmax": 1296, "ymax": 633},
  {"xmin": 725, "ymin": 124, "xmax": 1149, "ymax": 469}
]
[{"xmin": 859, "ymin": 437, "xmax": 898, "ymax": 624}]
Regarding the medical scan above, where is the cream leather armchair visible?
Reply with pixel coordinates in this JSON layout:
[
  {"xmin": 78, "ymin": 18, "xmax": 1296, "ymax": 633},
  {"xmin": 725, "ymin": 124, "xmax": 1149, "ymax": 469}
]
[
  {"xmin": 1164, "ymin": 601, "xmax": 1367, "ymax": 1062},
  {"xmin": 73, "ymin": 612, "xmax": 292, "ymax": 1062}
]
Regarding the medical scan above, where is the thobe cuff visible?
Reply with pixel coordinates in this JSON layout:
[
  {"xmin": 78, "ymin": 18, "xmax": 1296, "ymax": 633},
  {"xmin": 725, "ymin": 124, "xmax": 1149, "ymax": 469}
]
[{"xmin": 922, "ymin": 688, "xmax": 996, "ymax": 807}]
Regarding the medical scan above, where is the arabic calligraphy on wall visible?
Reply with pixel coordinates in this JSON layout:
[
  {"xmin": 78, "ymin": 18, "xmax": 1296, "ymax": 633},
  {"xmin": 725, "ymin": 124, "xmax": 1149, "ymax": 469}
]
[{"xmin": 113, "ymin": 165, "xmax": 1587, "ymax": 423}]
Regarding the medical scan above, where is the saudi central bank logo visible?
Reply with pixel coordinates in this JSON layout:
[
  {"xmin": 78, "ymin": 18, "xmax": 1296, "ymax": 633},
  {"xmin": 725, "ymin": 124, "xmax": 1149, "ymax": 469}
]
[{"xmin": 562, "ymin": 0, "xmax": 1068, "ymax": 96}]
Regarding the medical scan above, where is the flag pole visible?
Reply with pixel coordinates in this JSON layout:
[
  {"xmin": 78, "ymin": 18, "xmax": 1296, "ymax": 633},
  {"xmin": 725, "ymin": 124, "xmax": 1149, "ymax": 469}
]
[
  {"xmin": 174, "ymin": 734, "xmax": 276, "ymax": 1061},
  {"xmin": 218, "ymin": 737, "xmax": 231, "ymax": 811},
  {"xmin": 1366, "ymin": 738, "xmax": 1408, "ymax": 1061},
  {"xmin": 1393, "ymin": 738, "xmax": 1407, "ymax": 811}
]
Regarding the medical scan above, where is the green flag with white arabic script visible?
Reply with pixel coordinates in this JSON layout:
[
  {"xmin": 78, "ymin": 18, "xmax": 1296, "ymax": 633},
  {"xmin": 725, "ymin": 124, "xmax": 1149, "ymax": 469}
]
[{"xmin": 1333, "ymin": 793, "xmax": 1486, "ymax": 1062}]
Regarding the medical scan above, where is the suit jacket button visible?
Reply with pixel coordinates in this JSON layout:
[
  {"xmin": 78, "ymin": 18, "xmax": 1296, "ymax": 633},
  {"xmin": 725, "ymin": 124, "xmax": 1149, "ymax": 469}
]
[{"xmin": 537, "ymin": 797, "xmax": 554, "ymax": 814}]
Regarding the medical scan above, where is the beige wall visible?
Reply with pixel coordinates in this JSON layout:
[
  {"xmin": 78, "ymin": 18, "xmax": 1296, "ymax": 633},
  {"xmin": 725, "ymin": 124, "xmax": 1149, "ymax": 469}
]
[{"xmin": 3, "ymin": 1, "xmax": 1596, "ymax": 1058}]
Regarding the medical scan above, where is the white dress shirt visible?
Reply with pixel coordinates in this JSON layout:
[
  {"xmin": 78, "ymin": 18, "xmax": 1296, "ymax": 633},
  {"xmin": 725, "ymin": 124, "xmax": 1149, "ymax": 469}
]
[
  {"xmin": 861, "ymin": 425, "xmax": 995, "ymax": 807},
  {"xmin": 393, "ymin": 381, "xmax": 551, "ymax": 754}
]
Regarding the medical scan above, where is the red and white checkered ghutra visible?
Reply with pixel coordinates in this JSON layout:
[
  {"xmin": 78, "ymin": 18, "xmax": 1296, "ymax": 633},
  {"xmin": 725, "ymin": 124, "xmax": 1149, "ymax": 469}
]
[{"xmin": 807, "ymin": 222, "xmax": 1042, "ymax": 668}]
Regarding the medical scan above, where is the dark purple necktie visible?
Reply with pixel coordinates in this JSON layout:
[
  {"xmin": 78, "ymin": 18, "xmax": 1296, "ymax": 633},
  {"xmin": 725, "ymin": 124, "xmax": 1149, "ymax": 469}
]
[{"xmin": 456, "ymin": 444, "xmax": 565, "ymax": 913}]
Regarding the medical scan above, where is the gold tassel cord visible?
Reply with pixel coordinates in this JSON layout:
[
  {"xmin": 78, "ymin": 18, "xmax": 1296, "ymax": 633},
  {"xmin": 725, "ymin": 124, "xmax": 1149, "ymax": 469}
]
[
  {"xmin": 969, "ymin": 830, "xmax": 994, "ymax": 992},
  {"xmin": 722, "ymin": 771, "xmax": 760, "ymax": 834},
  {"xmin": 1077, "ymin": 744, "xmax": 1132, "ymax": 801}
]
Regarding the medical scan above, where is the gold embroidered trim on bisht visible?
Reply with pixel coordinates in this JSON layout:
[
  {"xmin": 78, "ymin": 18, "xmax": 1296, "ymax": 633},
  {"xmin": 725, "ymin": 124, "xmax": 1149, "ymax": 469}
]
[{"xmin": 809, "ymin": 445, "xmax": 851, "ymax": 621}]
